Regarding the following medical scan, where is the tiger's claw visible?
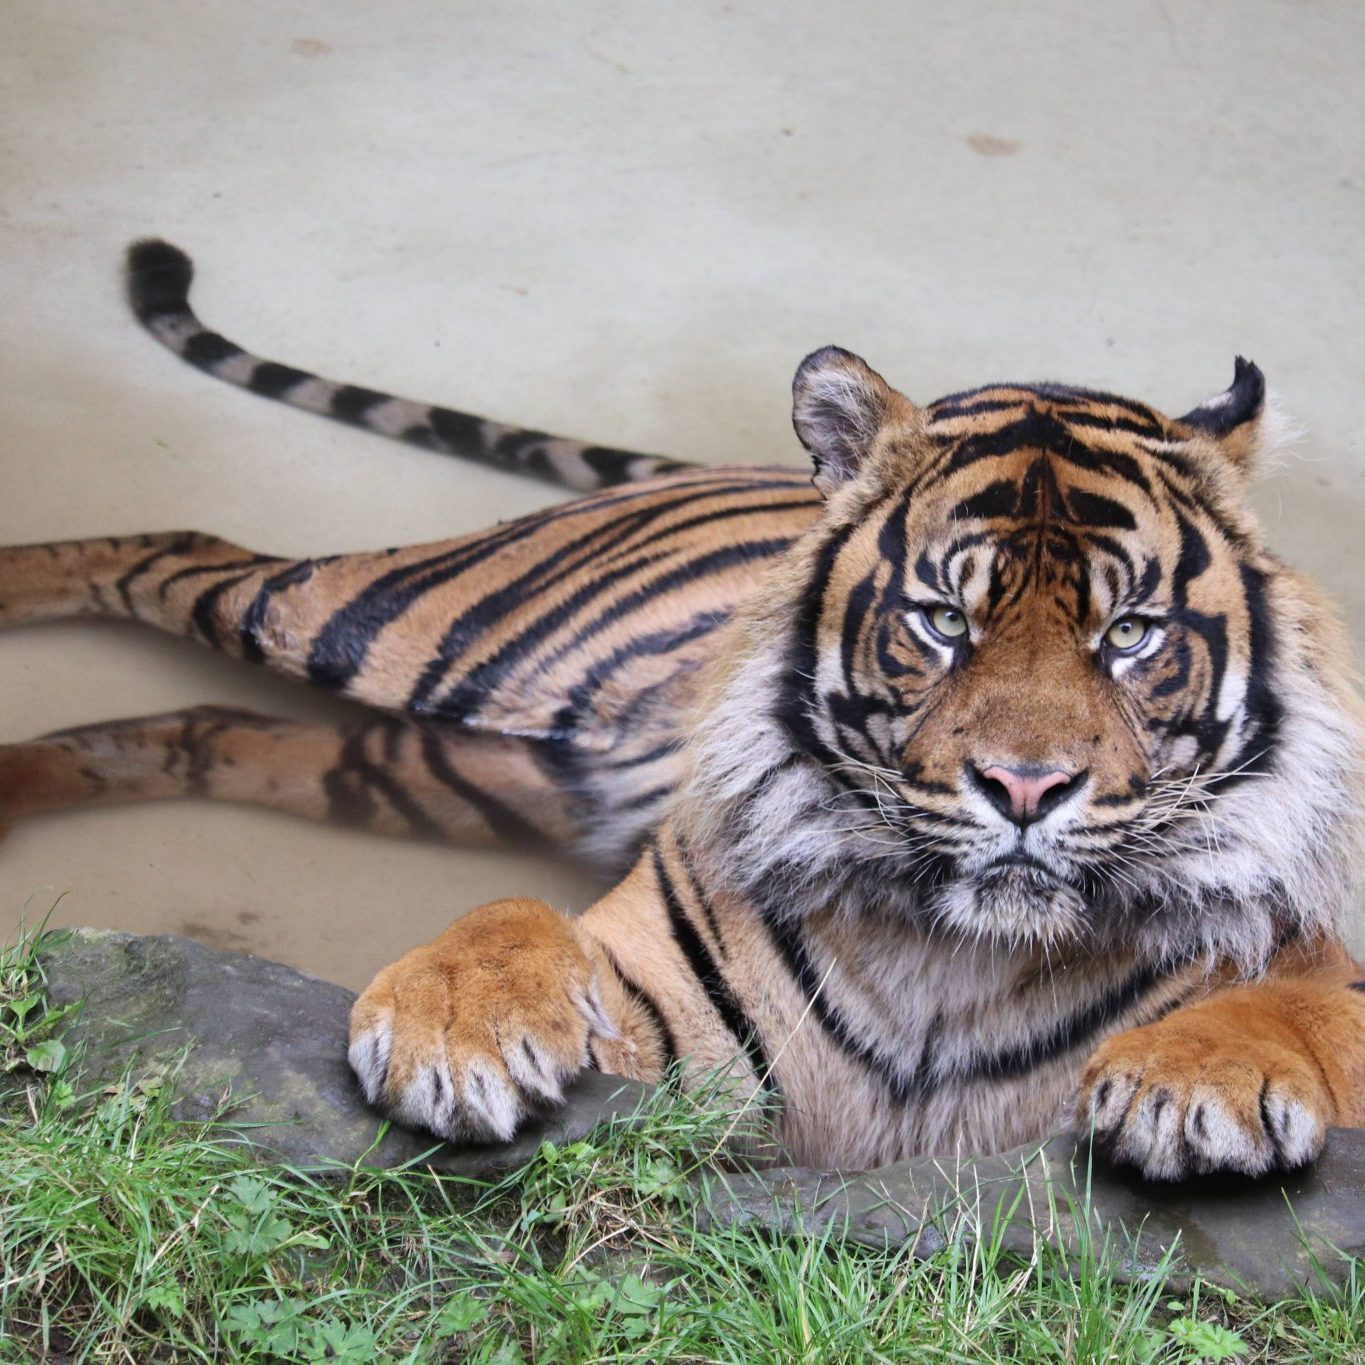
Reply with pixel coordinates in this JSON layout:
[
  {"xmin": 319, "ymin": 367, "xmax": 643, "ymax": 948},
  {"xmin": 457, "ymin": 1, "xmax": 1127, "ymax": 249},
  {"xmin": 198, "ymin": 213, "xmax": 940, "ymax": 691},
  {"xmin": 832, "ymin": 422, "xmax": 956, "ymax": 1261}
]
[
  {"xmin": 1077, "ymin": 1015, "xmax": 1331, "ymax": 1182},
  {"xmin": 348, "ymin": 897, "xmax": 616, "ymax": 1143}
]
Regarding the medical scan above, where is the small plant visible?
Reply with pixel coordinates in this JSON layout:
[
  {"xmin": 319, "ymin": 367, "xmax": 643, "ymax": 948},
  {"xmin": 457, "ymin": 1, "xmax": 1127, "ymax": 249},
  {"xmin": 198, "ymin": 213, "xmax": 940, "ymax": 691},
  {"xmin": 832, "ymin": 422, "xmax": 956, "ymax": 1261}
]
[
  {"xmin": 1165, "ymin": 1313, "xmax": 1249, "ymax": 1361},
  {"xmin": 0, "ymin": 919, "xmax": 75, "ymax": 1076},
  {"xmin": 222, "ymin": 1296, "xmax": 379, "ymax": 1361}
]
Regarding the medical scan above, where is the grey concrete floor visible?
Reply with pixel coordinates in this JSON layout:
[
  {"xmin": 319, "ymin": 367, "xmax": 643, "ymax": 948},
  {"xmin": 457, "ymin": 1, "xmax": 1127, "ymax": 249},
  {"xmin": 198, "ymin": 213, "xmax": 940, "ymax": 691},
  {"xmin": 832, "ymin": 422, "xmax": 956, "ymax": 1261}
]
[{"xmin": 2, "ymin": 2, "xmax": 1363, "ymax": 987}]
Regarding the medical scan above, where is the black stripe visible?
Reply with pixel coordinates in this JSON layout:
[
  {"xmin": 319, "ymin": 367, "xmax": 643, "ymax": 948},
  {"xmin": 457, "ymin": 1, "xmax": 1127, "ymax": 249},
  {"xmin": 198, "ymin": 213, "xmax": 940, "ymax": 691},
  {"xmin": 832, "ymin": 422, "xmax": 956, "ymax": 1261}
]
[
  {"xmin": 928, "ymin": 397, "xmax": 1025, "ymax": 421},
  {"xmin": 1019, "ymin": 457, "xmax": 1069, "ymax": 522},
  {"xmin": 776, "ymin": 518, "xmax": 863, "ymax": 772},
  {"xmin": 1084, "ymin": 532, "xmax": 1138, "ymax": 586},
  {"xmin": 509, "ymin": 537, "xmax": 792, "ymax": 696},
  {"xmin": 417, "ymin": 729, "xmax": 550, "ymax": 848},
  {"xmin": 760, "ymin": 909, "xmax": 919, "ymax": 1103},
  {"xmin": 675, "ymin": 840, "xmax": 728, "ymax": 953},
  {"xmin": 158, "ymin": 554, "xmax": 280, "ymax": 600},
  {"xmin": 490, "ymin": 427, "xmax": 553, "ymax": 470},
  {"xmin": 426, "ymin": 405, "xmax": 486, "ymax": 454},
  {"xmin": 406, "ymin": 531, "xmax": 678, "ymax": 712},
  {"xmin": 762, "ymin": 906, "xmax": 1186, "ymax": 1106},
  {"xmin": 1193, "ymin": 561, "xmax": 1280, "ymax": 785},
  {"xmin": 581, "ymin": 446, "xmax": 690, "ymax": 485},
  {"xmin": 189, "ymin": 571, "xmax": 257, "ymax": 648},
  {"xmin": 331, "ymin": 385, "xmax": 392, "ymax": 424},
  {"xmin": 323, "ymin": 726, "xmax": 444, "ymax": 837},
  {"xmin": 956, "ymin": 480, "xmax": 1019, "ymax": 521},
  {"xmin": 113, "ymin": 535, "xmax": 198, "ymax": 614},
  {"xmin": 593, "ymin": 496, "xmax": 817, "ymax": 572},
  {"xmin": 553, "ymin": 609, "xmax": 730, "ymax": 741},
  {"xmin": 239, "ymin": 560, "xmax": 318, "ymax": 663},
  {"xmin": 930, "ymin": 384, "xmax": 1161, "ymax": 428},
  {"xmin": 249, "ymin": 361, "xmax": 314, "ymax": 397},
  {"xmin": 940, "ymin": 960, "xmax": 1174, "ymax": 1092},
  {"xmin": 1065, "ymin": 488, "xmax": 1137, "ymax": 531},
  {"xmin": 1060, "ymin": 409, "xmax": 1166, "ymax": 439},
  {"xmin": 248, "ymin": 360, "xmax": 313, "ymax": 398},
  {"xmin": 943, "ymin": 409, "xmax": 1154, "ymax": 492},
  {"xmin": 431, "ymin": 536, "xmax": 790, "ymax": 721},
  {"xmin": 597, "ymin": 737, "xmax": 687, "ymax": 771},
  {"xmin": 309, "ymin": 529, "xmax": 541, "ymax": 689},
  {"xmin": 307, "ymin": 493, "xmax": 635, "ymax": 690},
  {"xmin": 653, "ymin": 844, "xmax": 776, "ymax": 1093},
  {"xmin": 1258, "ymin": 1076, "xmax": 1289, "ymax": 1170},
  {"xmin": 184, "ymin": 330, "xmax": 244, "ymax": 369},
  {"xmin": 424, "ymin": 410, "xmax": 691, "ymax": 491},
  {"xmin": 1029, "ymin": 384, "xmax": 1163, "ymax": 425},
  {"xmin": 310, "ymin": 476, "xmax": 770, "ymax": 695},
  {"xmin": 599, "ymin": 943, "xmax": 680, "ymax": 1071}
]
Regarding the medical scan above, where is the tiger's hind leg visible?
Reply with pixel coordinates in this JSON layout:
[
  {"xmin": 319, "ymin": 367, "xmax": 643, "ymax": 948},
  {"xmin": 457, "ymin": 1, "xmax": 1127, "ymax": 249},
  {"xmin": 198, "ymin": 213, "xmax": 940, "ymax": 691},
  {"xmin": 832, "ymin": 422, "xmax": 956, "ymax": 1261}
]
[
  {"xmin": 0, "ymin": 529, "xmax": 387, "ymax": 698},
  {"xmin": 0, "ymin": 526, "xmax": 533, "ymax": 751},
  {"xmin": 0, "ymin": 531, "xmax": 282, "ymax": 634},
  {"xmin": 0, "ymin": 523, "xmax": 693, "ymax": 864},
  {"xmin": 0, "ymin": 707, "xmax": 581, "ymax": 852}
]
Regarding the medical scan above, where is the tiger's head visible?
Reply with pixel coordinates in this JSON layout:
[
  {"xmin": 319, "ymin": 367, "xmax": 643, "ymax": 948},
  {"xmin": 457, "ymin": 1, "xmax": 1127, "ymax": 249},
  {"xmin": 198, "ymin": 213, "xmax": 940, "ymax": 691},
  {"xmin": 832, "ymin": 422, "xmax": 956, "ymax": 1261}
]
[{"xmin": 688, "ymin": 347, "xmax": 1365, "ymax": 966}]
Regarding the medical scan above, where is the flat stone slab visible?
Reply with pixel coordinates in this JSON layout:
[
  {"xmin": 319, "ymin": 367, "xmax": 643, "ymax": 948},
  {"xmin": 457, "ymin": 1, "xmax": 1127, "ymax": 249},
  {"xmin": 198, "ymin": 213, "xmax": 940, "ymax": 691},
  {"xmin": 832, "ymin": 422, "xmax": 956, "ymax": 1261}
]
[
  {"xmin": 37, "ymin": 927, "xmax": 653, "ymax": 1178},
  {"xmin": 32, "ymin": 926, "xmax": 1365, "ymax": 1297},
  {"xmin": 701, "ymin": 1132, "xmax": 1365, "ymax": 1298}
]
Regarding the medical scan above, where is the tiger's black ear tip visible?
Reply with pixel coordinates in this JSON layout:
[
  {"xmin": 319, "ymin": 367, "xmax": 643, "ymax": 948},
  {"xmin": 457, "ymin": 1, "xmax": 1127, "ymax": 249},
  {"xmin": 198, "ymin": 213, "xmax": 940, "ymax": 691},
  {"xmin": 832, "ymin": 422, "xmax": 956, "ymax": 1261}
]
[
  {"xmin": 125, "ymin": 238, "xmax": 195, "ymax": 320},
  {"xmin": 1232, "ymin": 355, "xmax": 1265, "ymax": 400},
  {"xmin": 1181, "ymin": 356, "xmax": 1266, "ymax": 437}
]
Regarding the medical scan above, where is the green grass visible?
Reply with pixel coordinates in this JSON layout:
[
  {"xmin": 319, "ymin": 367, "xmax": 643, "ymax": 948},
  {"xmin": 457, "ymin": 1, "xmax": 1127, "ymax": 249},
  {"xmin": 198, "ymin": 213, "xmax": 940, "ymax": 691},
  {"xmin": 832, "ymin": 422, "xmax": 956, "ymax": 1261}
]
[{"xmin": 3, "ymin": 923, "xmax": 1365, "ymax": 1363}]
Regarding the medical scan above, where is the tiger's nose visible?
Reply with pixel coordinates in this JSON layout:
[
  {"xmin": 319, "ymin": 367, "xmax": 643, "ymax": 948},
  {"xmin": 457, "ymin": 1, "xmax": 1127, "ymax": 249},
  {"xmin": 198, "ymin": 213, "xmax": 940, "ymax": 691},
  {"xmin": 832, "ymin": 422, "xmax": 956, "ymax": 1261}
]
[{"xmin": 971, "ymin": 764, "xmax": 1080, "ymax": 825}]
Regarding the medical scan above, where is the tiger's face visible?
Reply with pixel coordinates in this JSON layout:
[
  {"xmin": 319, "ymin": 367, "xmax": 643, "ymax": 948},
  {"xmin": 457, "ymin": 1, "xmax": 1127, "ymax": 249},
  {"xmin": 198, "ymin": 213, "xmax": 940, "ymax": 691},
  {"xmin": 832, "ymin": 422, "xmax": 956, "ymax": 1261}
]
[{"xmin": 777, "ymin": 348, "xmax": 1320, "ymax": 948}]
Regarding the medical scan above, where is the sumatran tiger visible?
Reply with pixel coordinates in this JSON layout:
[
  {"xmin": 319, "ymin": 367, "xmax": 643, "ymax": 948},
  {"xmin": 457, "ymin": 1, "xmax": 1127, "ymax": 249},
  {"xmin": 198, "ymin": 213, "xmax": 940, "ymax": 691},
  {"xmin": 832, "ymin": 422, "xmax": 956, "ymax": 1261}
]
[{"xmin": 2, "ymin": 240, "xmax": 1364, "ymax": 1181}]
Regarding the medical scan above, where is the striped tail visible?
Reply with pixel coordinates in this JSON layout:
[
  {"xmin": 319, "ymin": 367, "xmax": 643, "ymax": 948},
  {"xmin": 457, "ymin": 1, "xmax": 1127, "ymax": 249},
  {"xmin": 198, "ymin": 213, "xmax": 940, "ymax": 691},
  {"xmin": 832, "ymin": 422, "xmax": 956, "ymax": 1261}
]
[{"xmin": 124, "ymin": 240, "xmax": 695, "ymax": 493}]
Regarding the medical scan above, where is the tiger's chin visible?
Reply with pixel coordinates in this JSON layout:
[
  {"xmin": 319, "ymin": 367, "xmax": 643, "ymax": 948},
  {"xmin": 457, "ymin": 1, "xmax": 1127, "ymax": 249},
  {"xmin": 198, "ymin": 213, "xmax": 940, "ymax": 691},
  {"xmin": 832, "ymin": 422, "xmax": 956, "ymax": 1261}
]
[{"xmin": 930, "ymin": 862, "xmax": 1086, "ymax": 947}]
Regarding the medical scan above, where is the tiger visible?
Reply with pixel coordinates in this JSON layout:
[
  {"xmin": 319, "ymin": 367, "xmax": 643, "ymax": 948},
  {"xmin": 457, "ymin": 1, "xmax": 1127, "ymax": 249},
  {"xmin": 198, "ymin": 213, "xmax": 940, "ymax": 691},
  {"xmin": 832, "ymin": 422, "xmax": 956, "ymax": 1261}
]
[{"xmin": 1, "ymin": 239, "xmax": 1363, "ymax": 1180}]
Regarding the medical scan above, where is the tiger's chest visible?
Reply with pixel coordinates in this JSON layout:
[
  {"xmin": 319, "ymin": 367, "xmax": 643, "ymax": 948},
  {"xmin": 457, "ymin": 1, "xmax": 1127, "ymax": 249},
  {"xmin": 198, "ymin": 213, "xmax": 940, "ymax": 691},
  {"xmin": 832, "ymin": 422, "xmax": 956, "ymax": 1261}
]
[{"xmin": 720, "ymin": 906, "xmax": 1199, "ymax": 1167}]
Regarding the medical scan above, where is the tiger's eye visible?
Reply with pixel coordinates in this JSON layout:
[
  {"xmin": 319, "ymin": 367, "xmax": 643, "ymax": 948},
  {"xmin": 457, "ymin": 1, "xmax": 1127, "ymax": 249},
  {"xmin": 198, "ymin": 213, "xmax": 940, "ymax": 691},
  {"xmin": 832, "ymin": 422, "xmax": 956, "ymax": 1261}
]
[
  {"xmin": 1105, "ymin": 616, "xmax": 1149, "ymax": 651},
  {"xmin": 930, "ymin": 606, "xmax": 968, "ymax": 640}
]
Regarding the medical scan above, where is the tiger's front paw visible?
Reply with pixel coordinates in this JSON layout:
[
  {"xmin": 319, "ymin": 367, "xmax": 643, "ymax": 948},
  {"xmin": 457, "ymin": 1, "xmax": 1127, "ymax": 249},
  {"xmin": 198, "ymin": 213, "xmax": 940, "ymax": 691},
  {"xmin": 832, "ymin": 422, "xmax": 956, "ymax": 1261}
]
[
  {"xmin": 348, "ymin": 897, "xmax": 617, "ymax": 1144},
  {"xmin": 1076, "ymin": 1015, "xmax": 1332, "ymax": 1182}
]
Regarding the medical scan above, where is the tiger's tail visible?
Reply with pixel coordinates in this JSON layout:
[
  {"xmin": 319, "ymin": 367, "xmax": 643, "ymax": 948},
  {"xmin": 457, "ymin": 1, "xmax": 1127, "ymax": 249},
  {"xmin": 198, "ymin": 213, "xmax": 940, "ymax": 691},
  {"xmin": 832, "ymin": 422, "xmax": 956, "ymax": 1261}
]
[{"xmin": 124, "ymin": 240, "xmax": 695, "ymax": 493}]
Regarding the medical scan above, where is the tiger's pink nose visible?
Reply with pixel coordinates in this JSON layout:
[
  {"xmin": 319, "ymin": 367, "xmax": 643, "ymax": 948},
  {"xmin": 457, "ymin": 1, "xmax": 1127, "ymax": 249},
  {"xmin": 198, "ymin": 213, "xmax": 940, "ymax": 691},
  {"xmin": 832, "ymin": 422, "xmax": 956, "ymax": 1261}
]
[{"xmin": 975, "ymin": 765, "xmax": 1078, "ymax": 824}]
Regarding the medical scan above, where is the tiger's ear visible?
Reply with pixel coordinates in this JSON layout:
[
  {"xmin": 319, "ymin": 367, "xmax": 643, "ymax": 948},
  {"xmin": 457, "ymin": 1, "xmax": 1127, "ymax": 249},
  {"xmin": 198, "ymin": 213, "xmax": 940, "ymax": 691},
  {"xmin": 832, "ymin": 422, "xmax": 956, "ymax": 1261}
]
[
  {"xmin": 792, "ymin": 347, "xmax": 915, "ymax": 494},
  {"xmin": 1178, "ymin": 357, "xmax": 1271, "ymax": 472}
]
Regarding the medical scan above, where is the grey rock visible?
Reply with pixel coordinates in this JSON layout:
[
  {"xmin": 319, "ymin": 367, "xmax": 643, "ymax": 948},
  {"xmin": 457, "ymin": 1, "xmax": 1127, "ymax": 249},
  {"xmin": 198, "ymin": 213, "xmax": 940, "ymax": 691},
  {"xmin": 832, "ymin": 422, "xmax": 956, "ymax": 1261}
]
[
  {"xmin": 38, "ymin": 927, "xmax": 1365, "ymax": 1298},
  {"xmin": 699, "ymin": 1131, "xmax": 1365, "ymax": 1298},
  {"xmin": 38, "ymin": 927, "xmax": 653, "ymax": 1178}
]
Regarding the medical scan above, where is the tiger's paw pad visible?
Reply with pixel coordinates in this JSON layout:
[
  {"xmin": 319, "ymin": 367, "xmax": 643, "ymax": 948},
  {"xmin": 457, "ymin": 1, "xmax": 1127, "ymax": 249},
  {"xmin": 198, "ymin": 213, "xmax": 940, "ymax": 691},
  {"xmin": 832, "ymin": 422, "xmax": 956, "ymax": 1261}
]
[
  {"xmin": 347, "ymin": 898, "xmax": 617, "ymax": 1144},
  {"xmin": 1077, "ymin": 1026, "xmax": 1330, "ymax": 1182}
]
